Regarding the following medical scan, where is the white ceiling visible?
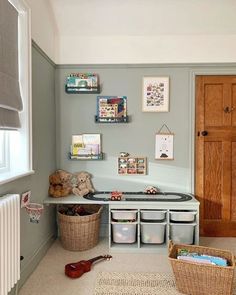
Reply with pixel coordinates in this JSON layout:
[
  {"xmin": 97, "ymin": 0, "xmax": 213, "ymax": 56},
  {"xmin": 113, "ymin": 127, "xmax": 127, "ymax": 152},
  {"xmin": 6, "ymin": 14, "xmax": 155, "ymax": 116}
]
[{"xmin": 49, "ymin": 0, "xmax": 236, "ymax": 36}]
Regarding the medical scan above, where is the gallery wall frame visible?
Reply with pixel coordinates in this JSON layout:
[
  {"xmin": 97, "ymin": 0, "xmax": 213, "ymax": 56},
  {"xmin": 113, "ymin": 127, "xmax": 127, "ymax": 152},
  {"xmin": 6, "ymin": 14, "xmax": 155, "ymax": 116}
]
[
  {"xmin": 142, "ymin": 76, "xmax": 169, "ymax": 112},
  {"xmin": 155, "ymin": 133, "xmax": 174, "ymax": 160}
]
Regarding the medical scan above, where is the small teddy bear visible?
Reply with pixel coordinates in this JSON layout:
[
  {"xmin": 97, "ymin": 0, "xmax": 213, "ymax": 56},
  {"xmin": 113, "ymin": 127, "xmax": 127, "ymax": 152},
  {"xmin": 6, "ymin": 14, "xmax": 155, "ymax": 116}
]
[
  {"xmin": 72, "ymin": 171, "xmax": 95, "ymax": 197},
  {"xmin": 48, "ymin": 169, "xmax": 73, "ymax": 198}
]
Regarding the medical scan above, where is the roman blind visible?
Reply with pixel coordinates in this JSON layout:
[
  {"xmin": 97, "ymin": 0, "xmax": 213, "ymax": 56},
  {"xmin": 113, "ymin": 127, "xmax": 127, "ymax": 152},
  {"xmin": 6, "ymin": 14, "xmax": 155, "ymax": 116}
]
[{"xmin": 0, "ymin": 0, "xmax": 23, "ymax": 130}]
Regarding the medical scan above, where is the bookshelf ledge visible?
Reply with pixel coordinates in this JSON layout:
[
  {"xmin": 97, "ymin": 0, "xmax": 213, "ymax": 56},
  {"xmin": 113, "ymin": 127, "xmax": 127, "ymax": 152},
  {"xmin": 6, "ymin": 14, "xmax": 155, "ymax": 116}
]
[
  {"xmin": 95, "ymin": 115, "xmax": 129, "ymax": 123},
  {"xmin": 69, "ymin": 152, "xmax": 104, "ymax": 160},
  {"xmin": 65, "ymin": 85, "xmax": 101, "ymax": 94}
]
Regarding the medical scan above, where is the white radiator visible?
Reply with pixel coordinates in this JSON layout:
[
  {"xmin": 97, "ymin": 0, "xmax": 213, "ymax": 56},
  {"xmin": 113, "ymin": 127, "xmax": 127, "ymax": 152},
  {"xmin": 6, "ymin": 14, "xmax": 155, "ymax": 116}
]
[{"xmin": 0, "ymin": 194, "xmax": 20, "ymax": 295}]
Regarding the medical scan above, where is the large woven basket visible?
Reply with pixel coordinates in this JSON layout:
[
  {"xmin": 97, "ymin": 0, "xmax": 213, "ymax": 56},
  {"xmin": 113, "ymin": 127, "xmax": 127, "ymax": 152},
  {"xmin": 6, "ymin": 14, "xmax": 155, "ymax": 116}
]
[
  {"xmin": 58, "ymin": 205, "xmax": 102, "ymax": 251},
  {"xmin": 168, "ymin": 241, "xmax": 235, "ymax": 295}
]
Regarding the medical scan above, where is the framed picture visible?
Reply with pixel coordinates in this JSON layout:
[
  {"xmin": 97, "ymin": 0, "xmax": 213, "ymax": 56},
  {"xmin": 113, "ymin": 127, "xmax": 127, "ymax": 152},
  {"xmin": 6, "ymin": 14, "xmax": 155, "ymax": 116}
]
[
  {"xmin": 142, "ymin": 76, "xmax": 169, "ymax": 112},
  {"xmin": 155, "ymin": 133, "xmax": 174, "ymax": 160},
  {"xmin": 118, "ymin": 156, "xmax": 147, "ymax": 175}
]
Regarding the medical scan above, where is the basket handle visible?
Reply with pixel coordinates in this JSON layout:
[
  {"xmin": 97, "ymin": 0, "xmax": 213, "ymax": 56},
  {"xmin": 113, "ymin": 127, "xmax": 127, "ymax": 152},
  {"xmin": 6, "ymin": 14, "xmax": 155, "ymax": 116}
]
[
  {"xmin": 168, "ymin": 240, "xmax": 174, "ymax": 253},
  {"xmin": 97, "ymin": 206, "xmax": 103, "ymax": 215}
]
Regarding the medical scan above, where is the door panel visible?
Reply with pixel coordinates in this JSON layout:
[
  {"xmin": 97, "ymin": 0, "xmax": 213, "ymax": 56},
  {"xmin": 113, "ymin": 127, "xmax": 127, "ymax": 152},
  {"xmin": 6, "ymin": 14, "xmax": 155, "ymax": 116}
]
[
  {"xmin": 195, "ymin": 75, "xmax": 236, "ymax": 236},
  {"xmin": 204, "ymin": 141, "xmax": 222, "ymax": 220},
  {"xmin": 204, "ymin": 84, "xmax": 224, "ymax": 127}
]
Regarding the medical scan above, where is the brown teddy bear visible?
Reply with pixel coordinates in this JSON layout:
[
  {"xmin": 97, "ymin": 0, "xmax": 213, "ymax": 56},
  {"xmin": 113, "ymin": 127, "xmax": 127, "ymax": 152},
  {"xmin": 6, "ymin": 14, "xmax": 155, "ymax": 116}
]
[
  {"xmin": 49, "ymin": 169, "xmax": 73, "ymax": 198},
  {"xmin": 72, "ymin": 171, "xmax": 95, "ymax": 197}
]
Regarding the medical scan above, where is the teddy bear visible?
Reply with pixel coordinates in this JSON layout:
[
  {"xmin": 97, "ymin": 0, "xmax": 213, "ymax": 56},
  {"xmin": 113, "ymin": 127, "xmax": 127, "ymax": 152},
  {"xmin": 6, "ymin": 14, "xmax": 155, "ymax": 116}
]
[
  {"xmin": 48, "ymin": 169, "xmax": 73, "ymax": 198},
  {"xmin": 72, "ymin": 171, "xmax": 95, "ymax": 197}
]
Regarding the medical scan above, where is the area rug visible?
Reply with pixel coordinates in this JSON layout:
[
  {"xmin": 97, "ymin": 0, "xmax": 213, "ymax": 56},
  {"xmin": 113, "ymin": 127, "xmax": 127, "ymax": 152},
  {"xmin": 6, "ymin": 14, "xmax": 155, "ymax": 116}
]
[
  {"xmin": 94, "ymin": 272, "xmax": 183, "ymax": 295},
  {"xmin": 94, "ymin": 271, "xmax": 236, "ymax": 295}
]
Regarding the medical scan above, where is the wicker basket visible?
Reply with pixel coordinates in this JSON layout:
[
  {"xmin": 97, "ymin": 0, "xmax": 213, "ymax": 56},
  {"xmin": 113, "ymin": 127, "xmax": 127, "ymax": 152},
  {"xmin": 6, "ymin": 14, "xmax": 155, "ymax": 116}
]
[
  {"xmin": 58, "ymin": 205, "xmax": 102, "ymax": 251},
  {"xmin": 168, "ymin": 241, "xmax": 235, "ymax": 295}
]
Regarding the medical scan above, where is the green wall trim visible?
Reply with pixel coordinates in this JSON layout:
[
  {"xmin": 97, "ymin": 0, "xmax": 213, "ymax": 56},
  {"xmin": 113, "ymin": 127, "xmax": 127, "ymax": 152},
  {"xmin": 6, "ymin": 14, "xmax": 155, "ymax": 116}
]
[
  {"xmin": 32, "ymin": 40, "xmax": 56, "ymax": 67},
  {"xmin": 56, "ymin": 63, "xmax": 236, "ymax": 69}
]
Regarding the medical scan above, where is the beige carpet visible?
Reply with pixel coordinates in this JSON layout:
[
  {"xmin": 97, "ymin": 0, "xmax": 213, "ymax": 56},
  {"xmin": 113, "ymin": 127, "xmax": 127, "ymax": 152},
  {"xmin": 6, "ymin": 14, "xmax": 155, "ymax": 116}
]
[
  {"xmin": 94, "ymin": 272, "xmax": 182, "ymax": 295},
  {"xmin": 19, "ymin": 238, "xmax": 236, "ymax": 295}
]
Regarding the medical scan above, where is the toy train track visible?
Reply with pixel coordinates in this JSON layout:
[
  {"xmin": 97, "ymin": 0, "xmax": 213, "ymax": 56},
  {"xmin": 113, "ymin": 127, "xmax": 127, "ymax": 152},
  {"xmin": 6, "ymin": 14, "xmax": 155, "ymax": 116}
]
[{"xmin": 83, "ymin": 192, "xmax": 192, "ymax": 202}]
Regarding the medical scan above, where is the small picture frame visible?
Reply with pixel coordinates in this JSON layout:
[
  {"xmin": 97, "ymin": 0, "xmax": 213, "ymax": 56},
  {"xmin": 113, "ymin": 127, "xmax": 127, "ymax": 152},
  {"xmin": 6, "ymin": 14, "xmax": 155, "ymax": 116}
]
[
  {"xmin": 142, "ymin": 76, "xmax": 169, "ymax": 112},
  {"xmin": 118, "ymin": 156, "xmax": 147, "ymax": 175},
  {"xmin": 155, "ymin": 133, "xmax": 174, "ymax": 160}
]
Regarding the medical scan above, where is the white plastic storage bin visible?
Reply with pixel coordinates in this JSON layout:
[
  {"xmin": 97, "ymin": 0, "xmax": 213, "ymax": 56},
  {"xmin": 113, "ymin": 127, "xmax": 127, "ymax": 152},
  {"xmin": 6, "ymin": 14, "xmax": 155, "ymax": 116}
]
[
  {"xmin": 111, "ymin": 222, "xmax": 137, "ymax": 243},
  {"xmin": 169, "ymin": 211, "xmax": 197, "ymax": 223},
  {"xmin": 140, "ymin": 222, "xmax": 166, "ymax": 244},
  {"xmin": 111, "ymin": 210, "xmax": 137, "ymax": 221},
  {"xmin": 170, "ymin": 223, "xmax": 196, "ymax": 244},
  {"xmin": 140, "ymin": 210, "xmax": 166, "ymax": 222}
]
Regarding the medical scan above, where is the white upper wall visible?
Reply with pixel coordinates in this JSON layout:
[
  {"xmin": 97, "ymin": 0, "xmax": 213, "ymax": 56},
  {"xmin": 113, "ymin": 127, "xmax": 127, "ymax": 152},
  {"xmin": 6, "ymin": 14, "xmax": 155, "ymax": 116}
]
[
  {"xmin": 25, "ymin": 0, "xmax": 58, "ymax": 62},
  {"xmin": 29, "ymin": 0, "xmax": 236, "ymax": 64}
]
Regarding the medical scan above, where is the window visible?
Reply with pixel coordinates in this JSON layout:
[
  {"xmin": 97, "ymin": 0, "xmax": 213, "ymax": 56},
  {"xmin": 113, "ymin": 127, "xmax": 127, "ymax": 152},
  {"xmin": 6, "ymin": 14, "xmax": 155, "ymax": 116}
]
[{"xmin": 0, "ymin": 0, "xmax": 33, "ymax": 184}]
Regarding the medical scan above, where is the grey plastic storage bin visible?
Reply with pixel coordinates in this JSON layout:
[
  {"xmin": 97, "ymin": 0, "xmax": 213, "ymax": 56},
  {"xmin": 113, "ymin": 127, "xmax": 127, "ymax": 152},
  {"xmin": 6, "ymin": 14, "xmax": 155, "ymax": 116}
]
[
  {"xmin": 170, "ymin": 211, "xmax": 197, "ymax": 223},
  {"xmin": 112, "ymin": 222, "xmax": 137, "ymax": 243},
  {"xmin": 170, "ymin": 223, "xmax": 196, "ymax": 244},
  {"xmin": 141, "ymin": 222, "xmax": 166, "ymax": 244},
  {"xmin": 111, "ymin": 210, "xmax": 137, "ymax": 221},
  {"xmin": 140, "ymin": 210, "xmax": 166, "ymax": 221}
]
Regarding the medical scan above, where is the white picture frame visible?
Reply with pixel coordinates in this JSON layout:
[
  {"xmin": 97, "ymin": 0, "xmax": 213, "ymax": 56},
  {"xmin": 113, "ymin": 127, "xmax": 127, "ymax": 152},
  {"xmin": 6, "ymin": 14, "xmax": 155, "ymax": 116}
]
[
  {"xmin": 155, "ymin": 133, "xmax": 174, "ymax": 160},
  {"xmin": 142, "ymin": 76, "xmax": 169, "ymax": 112}
]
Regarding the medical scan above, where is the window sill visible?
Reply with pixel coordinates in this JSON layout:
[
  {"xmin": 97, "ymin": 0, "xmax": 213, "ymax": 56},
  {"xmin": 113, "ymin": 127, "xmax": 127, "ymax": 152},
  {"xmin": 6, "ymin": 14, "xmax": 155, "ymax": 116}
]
[{"xmin": 0, "ymin": 170, "xmax": 35, "ymax": 185}]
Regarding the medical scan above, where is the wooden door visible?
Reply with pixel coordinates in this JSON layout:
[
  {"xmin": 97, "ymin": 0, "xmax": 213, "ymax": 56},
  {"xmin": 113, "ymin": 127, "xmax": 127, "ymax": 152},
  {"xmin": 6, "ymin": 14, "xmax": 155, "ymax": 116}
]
[{"xmin": 195, "ymin": 75, "xmax": 236, "ymax": 236}]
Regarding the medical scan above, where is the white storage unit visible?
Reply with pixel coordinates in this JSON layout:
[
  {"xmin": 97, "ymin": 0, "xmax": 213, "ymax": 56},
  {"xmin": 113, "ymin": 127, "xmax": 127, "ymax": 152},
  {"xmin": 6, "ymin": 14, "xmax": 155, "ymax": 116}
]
[
  {"xmin": 109, "ymin": 199, "xmax": 199, "ymax": 253},
  {"xmin": 43, "ymin": 192, "xmax": 200, "ymax": 253}
]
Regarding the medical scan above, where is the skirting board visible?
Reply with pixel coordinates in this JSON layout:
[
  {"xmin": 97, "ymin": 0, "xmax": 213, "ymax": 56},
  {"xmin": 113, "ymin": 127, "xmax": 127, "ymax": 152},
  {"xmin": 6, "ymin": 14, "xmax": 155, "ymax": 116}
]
[{"xmin": 17, "ymin": 233, "xmax": 56, "ymax": 292}]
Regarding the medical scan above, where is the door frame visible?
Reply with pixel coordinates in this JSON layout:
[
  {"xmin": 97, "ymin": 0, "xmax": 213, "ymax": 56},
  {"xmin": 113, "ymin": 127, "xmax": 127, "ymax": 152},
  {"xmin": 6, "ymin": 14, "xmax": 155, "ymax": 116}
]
[{"xmin": 189, "ymin": 68, "xmax": 236, "ymax": 194}]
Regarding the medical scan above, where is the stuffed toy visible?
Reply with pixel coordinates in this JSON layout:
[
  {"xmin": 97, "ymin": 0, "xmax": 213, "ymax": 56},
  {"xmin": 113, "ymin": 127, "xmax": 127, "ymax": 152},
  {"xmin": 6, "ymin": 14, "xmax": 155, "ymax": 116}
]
[
  {"xmin": 48, "ymin": 169, "xmax": 73, "ymax": 198},
  {"xmin": 72, "ymin": 171, "xmax": 95, "ymax": 197}
]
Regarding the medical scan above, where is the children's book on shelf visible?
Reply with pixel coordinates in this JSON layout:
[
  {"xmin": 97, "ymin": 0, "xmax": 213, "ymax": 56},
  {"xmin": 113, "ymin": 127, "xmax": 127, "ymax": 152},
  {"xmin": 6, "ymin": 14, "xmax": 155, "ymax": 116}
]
[
  {"xmin": 97, "ymin": 96, "xmax": 127, "ymax": 122},
  {"xmin": 66, "ymin": 73, "xmax": 99, "ymax": 92},
  {"xmin": 71, "ymin": 134, "xmax": 101, "ymax": 159}
]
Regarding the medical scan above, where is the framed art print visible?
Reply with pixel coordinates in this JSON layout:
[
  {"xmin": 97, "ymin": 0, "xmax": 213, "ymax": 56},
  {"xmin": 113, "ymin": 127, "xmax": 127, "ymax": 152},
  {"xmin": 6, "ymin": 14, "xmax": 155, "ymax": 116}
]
[
  {"xmin": 155, "ymin": 133, "xmax": 174, "ymax": 160},
  {"xmin": 142, "ymin": 76, "xmax": 169, "ymax": 112}
]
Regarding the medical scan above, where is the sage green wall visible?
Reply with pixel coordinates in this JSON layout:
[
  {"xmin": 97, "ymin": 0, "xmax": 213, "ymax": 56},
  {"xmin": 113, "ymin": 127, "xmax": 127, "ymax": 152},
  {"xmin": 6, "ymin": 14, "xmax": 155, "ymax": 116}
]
[
  {"xmin": 0, "ymin": 43, "xmax": 57, "ymax": 291},
  {"xmin": 56, "ymin": 66, "xmax": 191, "ymax": 192}
]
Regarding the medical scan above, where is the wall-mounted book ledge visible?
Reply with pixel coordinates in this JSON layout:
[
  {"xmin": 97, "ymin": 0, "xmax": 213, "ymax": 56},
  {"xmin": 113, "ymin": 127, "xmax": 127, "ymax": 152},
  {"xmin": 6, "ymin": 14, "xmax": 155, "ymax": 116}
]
[
  {"xmin": 95, "ymin": 115, "xmax": 129, "ymax": 123},
  {"xmin": 69, "ymin": 153, "xmax": 104, "ymax": 160},
  {"xmin": 65, "ymin": 85, "xmax": 101, "ymax": 94},
  {"xmin": 65, "ymin": 73, "xmax": 100, "ymax": 94}
]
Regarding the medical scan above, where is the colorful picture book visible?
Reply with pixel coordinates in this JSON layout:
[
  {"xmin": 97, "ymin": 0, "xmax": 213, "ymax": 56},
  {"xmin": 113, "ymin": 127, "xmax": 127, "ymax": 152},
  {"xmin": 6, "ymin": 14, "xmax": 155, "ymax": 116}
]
[
  {"xmin": 66, "ymin": 73, "xmax": 99, "ymax": 93},
  {"xmin": 71, "ymin": 134, "xmax": 101, "ymax": 159},
  {"xmin": 97, "ymin": 96, "xmax": 127, "ymax": 122}
]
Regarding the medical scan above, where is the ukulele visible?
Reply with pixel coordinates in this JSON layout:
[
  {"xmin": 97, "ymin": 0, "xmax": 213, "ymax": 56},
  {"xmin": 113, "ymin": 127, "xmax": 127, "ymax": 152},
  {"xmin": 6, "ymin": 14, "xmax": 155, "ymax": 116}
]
[{"xmin": 65, "ymin": 254, "xmax": 112, "ymax": 278}]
